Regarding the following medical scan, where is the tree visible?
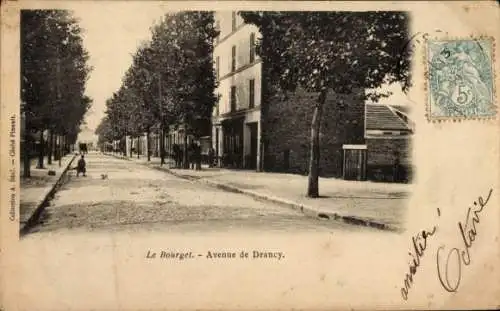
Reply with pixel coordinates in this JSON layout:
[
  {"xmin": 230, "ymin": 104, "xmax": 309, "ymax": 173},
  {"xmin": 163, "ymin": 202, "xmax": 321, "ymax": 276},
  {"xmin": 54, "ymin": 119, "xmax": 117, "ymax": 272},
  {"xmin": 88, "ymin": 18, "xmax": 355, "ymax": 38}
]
[
  {"xmin": 148, "ymin": 14, "xmax": 184, "ymax": 165},
  {"xmin": 163, "ymin": 12, "xmax": 218, "ymax": 168},
  {"xmin": 95, "ymin": 116, "xmax": 114, "ymax": 152},
  {"xmin": 96, "ymin": 11, "xmax": 218, "ymax": 168},
  {"xmin": 21, "ymin": 9, "xmax": 92, "ymax": 176},
  {"xmin": 240, "ymin": 11, "xmax": 411, "ymax": 197},
  {"xmin": 123, "ymin": 43, "xmax": 161, "ymax": 161}
]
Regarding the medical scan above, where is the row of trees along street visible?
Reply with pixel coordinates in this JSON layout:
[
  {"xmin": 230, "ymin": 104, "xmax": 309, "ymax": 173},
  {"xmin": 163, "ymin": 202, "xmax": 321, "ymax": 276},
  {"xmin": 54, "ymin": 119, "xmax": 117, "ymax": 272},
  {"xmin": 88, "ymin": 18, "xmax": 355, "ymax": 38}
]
[
  {"xmin": 95, "ymin": 11, "xmax": 218, "ymax": 169},
  {"xmin": 21, "ymin": 10, "xmax": 93, "ymax": 178},
  {"xmin": 96, "ymin": 11, "xmax": 411, "ymax": 198}
]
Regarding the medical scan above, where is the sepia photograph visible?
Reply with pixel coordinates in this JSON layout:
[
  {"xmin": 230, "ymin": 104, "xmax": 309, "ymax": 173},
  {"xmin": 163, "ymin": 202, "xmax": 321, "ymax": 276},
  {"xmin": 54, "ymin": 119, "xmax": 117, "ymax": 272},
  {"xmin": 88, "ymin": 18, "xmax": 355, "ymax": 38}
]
[
  {"xmin": 19, "ymin": 9, "xmax": 413, "ymax": 236},
  {"xmin": 1, "ymin": 1, "xmax": 499, "ymax": 310}
]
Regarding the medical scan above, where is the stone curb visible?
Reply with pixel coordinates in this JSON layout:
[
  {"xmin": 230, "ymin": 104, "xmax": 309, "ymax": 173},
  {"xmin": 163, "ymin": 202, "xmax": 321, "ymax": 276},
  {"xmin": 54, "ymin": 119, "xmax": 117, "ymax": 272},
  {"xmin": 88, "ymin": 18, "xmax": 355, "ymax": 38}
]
[
  {"xmin": 20, "ymin": 154, "xmax": 77, "ymax": 235},
  {"xmin": 164, "ymin": 168, "xmax": 401, "ymax": 233},
  {"xmin": 105, "ymin": 153, "xmax": 402, "ymax": 233}
]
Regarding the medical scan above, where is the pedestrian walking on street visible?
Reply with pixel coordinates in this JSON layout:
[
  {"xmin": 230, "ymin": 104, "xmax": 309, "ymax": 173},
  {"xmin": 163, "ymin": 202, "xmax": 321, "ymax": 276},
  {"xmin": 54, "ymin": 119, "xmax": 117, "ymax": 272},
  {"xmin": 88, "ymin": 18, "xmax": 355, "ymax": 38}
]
[
  {"xmin": 173, "ymin": 144, "xmax": 180, "ymax": 168},
  {"xmin": 195, "ymin": 142, "xmax": 202, "ymax": 170},
  {"xmin": 178, "ymin": 147, "xmax": 184, "ymax": 169},
  {"xmin": 189, "ymin": 142, "xmax": 196, "ymax": 169},
  {"xmin": 76, "ymin": 155, "xmax": 87, "ymax": 177},
  {"xmin": 208, "ymin": 147, "xmax": 215, "ymax": 168}
]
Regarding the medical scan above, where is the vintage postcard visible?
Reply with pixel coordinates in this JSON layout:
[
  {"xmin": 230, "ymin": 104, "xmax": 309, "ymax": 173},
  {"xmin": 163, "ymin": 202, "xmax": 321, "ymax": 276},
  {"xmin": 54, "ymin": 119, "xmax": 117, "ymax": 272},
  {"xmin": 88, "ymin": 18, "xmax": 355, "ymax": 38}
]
[{"xmin": 1, "ymin": 1, "xmax": 499, "ymax": 310}]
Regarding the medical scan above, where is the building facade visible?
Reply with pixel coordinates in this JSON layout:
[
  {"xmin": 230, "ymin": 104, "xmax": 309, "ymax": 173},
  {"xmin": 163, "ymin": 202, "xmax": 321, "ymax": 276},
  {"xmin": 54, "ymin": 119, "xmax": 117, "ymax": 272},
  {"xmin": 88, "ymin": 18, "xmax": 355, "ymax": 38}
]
[
  {"xmin": 364, "ymin": 103, "xmax": 413, "ymax": 182},
  {"xmin": 261, "ymin": 89, "xmax": 366, "ymax": 177},
  {"xmin": 211, "ymin": 13, "xmax": 413, "ymax": 182},
  {"xmin": 212, "ymin": 12, "xmax": 262, "ymax": 169},
  {"xmin": 212, "ymin": 12, "xmax": 365, "ymax": 176}
]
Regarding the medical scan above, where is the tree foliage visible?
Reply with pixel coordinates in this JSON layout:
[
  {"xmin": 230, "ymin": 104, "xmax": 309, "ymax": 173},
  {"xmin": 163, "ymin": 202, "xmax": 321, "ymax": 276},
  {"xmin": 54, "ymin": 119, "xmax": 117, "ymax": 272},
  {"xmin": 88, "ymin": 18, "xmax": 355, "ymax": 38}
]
[
  {"xmin": 96, "ymin": 11, "xmax": 218, "ymax": 151},
  {"xmin": 22, "ymin": 9, "xmax": 92, "ymax": 135},
  {"xmin": 240, "ymin": 11, "xmax": 411, "ymax": 99},
  {"xmin": 239, "ymin": 11, "xmax": 412, "ymax": 197},
  {"xmin": 21, "ymin": 9, "xmax": 92, "ymax": 175}
]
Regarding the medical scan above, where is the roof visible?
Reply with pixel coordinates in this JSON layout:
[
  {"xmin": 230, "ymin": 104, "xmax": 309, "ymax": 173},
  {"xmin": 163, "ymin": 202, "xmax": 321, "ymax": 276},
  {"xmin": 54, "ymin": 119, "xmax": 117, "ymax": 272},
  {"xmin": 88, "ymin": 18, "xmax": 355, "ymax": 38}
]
[
  {"xmin": 365, "ymin": 103, "xmax": 412, "ymax": 131},
  {"xmin": 390, "ymin": 104, "xmax": 411, "ymax": 115}
]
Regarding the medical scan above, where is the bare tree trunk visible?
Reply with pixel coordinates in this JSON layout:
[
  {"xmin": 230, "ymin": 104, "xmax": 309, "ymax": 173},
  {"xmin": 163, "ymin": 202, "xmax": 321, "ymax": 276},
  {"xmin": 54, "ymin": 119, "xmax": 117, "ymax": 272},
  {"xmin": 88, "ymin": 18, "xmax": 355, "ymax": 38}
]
[
  {"xmin": 137, "ymin": 136, "xmax": 140, "ymax": 159},
  {"xmin": 47, "ymin": 130, "xmax": 53, "ymax": 164},
  {"xmin": 307, "ymin": 89, "xmax": 327, "ymax": 198},
  {"xmin": 129, "ymin": 136, "xmax": 132, "ymax": 158},
  {"xmin": 122, "ymin": 135, "xmax": 126, "ymax": 156},
  {"xmin": 195, "ymin": 135, "xmax": 202, "ymax": 171},
  {"xmin": 146, "ymin": 129, "xmax": 151, "ymax": 162},
  {"xmin": 62, "ymin": 136, "xmax": 66, "ymax": 155},
  {"xmin": 58, "ymin": 135, "xmax": 62, "ymax": 167},
  {"xmin": 36, "ymin": 130, "xmax": 45, "ymax": 169},
  {"xmin": 23, "ymin": 124, "xmax": 31, "ymax": 178},
  {"xmin": 64, "ymin": 136, "xmax": 68, "ymax": 155},
  {"xmin": 183, "ymin": 127, "xmax": 189, "ymax": 169},
  {"xmin": 160, "ymin": 125, "xmax": 165, "ymax": 166},
  {"xmin": 54, "ymin": 134, "xmax": 60, "ymax": 161}
]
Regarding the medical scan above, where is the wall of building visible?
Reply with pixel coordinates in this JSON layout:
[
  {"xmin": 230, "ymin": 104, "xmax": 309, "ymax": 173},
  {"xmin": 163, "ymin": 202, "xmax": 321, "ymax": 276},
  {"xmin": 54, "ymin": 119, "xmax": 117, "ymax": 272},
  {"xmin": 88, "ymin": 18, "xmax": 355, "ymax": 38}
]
[
  {"xmin": 262, "ymin": 89, "xmax": 365, "ymax": 177},
  {"xmin": 213, "ymin": 12, "xmax": 261, "ymax": 116},
  {"xmin": 212, "ymin": 12, "xmax": 263, "ymax": 169},
  {"xmin": 216, "ymin": 11, "xmax": 245, "ymax": 40},
  {"xmin": 366, "ymin": 137, "xmax": 412, "ymax": 182},
  {"xmin": 216, "ymin": 64, "xmax": 262, "ymax": 114}
]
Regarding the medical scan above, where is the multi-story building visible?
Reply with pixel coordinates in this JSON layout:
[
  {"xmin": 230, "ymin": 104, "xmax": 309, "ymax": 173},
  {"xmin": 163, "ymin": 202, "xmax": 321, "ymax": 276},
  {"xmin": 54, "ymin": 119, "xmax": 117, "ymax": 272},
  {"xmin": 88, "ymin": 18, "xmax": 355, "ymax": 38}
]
[
  {"xmin": 211, "ymin": 12, "xmax": 366, "ymax": 175},
  {"xmin": 212, "ymin": 12, "xmax": 262, "ymax": 169}
]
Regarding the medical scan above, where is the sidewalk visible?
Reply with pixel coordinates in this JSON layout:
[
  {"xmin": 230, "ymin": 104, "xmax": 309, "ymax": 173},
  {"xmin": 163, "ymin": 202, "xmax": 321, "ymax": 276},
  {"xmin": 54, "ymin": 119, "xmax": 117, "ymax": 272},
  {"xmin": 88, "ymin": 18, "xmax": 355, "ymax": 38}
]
[
  {"xmin": 20, "ymin": 154, "xmax": 77, "ymax": 229},
  {"xmin": 108, "ymin": 153, "xmax": 411, "ymax": 231}
]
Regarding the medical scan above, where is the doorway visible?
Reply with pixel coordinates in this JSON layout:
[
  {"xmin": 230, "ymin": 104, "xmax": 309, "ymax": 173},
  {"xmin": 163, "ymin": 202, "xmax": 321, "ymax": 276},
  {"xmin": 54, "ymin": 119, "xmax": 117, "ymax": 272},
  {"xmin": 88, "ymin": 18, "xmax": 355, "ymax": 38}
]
[{"xmin": 248, "ymin": 123, "xmax": 258, "ymax": 170}]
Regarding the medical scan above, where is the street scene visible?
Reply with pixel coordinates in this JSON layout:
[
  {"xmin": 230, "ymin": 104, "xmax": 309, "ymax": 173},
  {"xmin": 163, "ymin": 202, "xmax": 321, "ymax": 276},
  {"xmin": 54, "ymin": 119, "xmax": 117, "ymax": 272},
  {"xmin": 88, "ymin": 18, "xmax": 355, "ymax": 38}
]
[
  {"xmin": 20, "ymin": 9, "xmax": 413, "ymax": 236},
  {"xmin": 23, "ymin": 152, "xmax": 408, "ymax": 235},
  {"xmin": 13, "ymin": 6, "xmax": 421, "ymax": 311},
  {"xmin": 11, "ymin": 4, "xmax": 500, "ymax": 311}
]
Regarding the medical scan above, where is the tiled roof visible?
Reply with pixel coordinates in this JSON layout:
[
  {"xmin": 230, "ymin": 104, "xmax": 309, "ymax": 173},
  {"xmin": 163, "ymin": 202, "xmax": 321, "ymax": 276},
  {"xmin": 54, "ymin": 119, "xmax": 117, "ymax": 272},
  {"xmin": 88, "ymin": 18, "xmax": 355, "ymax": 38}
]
[{"xmin": 366, "ymin": 103, "xmax": 412, "ymax": 131}]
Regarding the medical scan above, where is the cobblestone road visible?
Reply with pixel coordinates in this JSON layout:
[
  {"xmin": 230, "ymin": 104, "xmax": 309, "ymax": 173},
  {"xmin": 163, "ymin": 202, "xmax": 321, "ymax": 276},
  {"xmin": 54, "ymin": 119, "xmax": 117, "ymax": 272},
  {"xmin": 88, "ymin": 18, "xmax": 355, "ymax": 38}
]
[{"xmin": 25, "ymin": 153, "xmax": 376, "ymax": 235}]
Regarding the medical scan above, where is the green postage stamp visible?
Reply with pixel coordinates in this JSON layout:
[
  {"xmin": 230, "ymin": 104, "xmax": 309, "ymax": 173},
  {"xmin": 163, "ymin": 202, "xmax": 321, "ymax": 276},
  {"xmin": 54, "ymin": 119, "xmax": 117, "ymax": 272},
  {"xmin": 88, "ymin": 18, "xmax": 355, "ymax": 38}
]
[{"xmin": 426, "ymin": 37, "xmax": 496, "ymax": 121}]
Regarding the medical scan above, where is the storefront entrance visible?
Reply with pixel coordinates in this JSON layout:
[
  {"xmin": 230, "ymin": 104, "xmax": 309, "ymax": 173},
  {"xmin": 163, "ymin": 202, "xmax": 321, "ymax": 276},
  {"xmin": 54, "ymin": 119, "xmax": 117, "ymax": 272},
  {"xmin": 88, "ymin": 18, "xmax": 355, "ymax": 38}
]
[
  {"xmin": 247, "ymin": 122, "xmax": 258, "ymax": 170},
  {"xmin": 222, "ymin": 118, "xmax": 244, "ymax": 168}
]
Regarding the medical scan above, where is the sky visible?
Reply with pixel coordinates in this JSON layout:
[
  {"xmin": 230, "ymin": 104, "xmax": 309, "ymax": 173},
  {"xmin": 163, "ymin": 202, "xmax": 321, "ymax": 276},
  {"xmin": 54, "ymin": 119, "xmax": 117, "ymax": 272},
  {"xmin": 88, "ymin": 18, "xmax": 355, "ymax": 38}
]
[{"xmin": 73, "ymin": 3, "xmax": 169, "ymax": 141}]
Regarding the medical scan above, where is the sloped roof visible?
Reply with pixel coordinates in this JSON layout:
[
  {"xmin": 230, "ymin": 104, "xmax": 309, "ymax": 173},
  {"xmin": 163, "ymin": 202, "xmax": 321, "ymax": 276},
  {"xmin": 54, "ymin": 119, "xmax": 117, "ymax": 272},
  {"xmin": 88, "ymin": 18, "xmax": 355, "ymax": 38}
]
[
  {"xmin": 366, "ymin": 103, "xmax": 412, "ymax": 131},
  {"xmin": 390, "ymin": 104, "xmax": 411, "ymax": 115}
]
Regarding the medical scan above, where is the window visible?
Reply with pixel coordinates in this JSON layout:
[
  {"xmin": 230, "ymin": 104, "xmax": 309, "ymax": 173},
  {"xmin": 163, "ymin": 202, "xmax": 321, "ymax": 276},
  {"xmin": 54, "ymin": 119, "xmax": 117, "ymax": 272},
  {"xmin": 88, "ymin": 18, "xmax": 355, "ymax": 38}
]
[
  {"xmin": 215, "ymin": 56, "xmax": 220, "ymax": 80},
  {"xmin": 249, "ymin": 33, "xmax": 255, "ymax": 63},
  {"xmin": 231, "ymin": 45, "xmax": 236, "ymax": 72},
  {"xmin": 231, "ymin": 12, "xmax": 237, "ymax": 31},
  {"xmin": 249, "ymin": 79, "xmax": 255, "ymax": 108},
  {"xmin": 230, "ymin": 86, "xmax": 236, "ymax": 112}
]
